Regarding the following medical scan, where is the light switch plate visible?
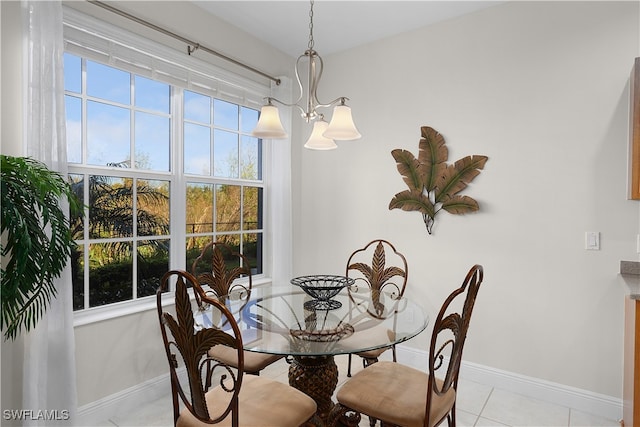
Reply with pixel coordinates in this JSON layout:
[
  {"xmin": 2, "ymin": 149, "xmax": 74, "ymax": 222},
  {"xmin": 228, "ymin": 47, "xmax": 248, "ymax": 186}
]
[{"xmin": 585, "ymin": 231, "xmax": 600, "ymax": 250}]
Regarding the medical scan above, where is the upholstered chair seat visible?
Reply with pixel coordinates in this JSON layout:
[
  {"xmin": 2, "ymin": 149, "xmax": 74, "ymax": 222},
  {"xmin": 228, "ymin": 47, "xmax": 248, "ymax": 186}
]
[
  {"xmin": 339, "ymin": 328, "xmax": 395, "ymax": 362},
  {"xmin": 336, "ymin": 361, "xmax": 455, "ymax": 427},
  {"xmin": 177, "ymin": 375, "xmax": 317, "ymax": 427},
  {"xmin": 207, "ymin": 345, "xmax": 282, "ymax": 374}
]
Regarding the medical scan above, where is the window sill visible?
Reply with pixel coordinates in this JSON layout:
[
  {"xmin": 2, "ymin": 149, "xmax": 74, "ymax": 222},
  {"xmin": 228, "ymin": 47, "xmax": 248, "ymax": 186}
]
[{"xmin": 73, "ymin": 277, "xmax": 273, "ymax": 327}]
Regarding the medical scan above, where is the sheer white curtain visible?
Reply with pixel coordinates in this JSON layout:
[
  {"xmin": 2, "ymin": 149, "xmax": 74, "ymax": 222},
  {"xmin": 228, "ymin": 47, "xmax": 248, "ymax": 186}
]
[
  {"xmin": 22, "ymin": 0, "xmax": 77, "ymax": 424},
  {"xmin": 268, "ymin": 76, "xmax": 294, "ymax": 285}
]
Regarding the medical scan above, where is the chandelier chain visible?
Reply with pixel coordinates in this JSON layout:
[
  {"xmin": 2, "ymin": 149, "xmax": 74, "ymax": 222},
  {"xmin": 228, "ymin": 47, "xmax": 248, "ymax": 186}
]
[{"xmin": 308, "ymin": 0, "xmax": 315, "ymax": 50}]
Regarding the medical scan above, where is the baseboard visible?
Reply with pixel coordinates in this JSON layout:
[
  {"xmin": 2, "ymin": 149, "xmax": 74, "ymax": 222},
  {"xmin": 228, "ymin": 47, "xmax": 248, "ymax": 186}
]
[
  {"xmin": 75, "ymin": 373, "xmax": 171, "ymax": 426},
  {"xmin": 77, "ymin": 347, "xmax": 623, "ymax": 425},
  {"xmin": 397, "ymin": 345, "xmax": 623, "ymax": 422}
]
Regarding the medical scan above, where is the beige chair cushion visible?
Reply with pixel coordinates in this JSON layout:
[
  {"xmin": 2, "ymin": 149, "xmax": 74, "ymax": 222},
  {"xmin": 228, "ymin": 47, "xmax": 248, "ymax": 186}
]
[
  {"xmin": 354, "ymin": 347, "xmax": 388, "ymax": 359},
  {"xmin": 340, "ymin": 328, "xmax": 395, "ymax": 358},
  {"xmin": 336, "ymin": 361, "xmax": 455, "ymax": 427},
  {"xmin": 208, "ymin": 345, "xmax": 283, "ymax": 373},
  {"xmin": 177, "ymin": 375, "xmax": 317, "ymax": 427}
]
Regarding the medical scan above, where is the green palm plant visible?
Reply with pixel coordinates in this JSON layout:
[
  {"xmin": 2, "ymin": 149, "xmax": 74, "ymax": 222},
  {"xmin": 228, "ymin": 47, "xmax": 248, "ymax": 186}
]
[
  {"xmin": 1, "ymin": 155, "xmax": 83, "ymax": 340},
  {"xmin": 389, "ymin": 126, "xmax": 488, "ymax": 234}
]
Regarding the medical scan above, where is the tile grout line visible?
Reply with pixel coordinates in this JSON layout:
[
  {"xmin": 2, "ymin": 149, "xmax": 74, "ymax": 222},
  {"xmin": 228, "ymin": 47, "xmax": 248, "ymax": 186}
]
[{"xmin": 473, "ymin": 386, "xmax": 495, "ymax": 427}]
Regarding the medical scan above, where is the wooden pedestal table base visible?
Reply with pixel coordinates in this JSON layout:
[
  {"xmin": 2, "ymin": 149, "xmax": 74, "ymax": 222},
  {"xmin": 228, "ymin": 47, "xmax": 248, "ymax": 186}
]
[{"xmin": 288, "ymin": 355, "xmax": 339, "ymax": 424}]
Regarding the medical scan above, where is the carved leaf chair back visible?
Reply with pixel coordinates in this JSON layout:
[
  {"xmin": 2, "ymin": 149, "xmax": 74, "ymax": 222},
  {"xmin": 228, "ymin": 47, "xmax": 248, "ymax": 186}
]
[
  {"xmin": 328, "ymin": 264, "xmax": 485, "ymax": 427},
  {"xmin": 190, "ymin": 241, "xmax": 282, "ymax": 377},
  {"xmin": 156, "ymin": 270, "xmax": 244, "ymax": 426},
  {"xmin": 157, "ymin": 270, "xmax": 318, "ymax": 427},
  {"xmin": 425, "ymin": 264, "xmax": 483, "ymax": 426},
  {"xmin": 344, "ymin": 239, "xmax": 409, "ymax": 376},
  {"xmin": 191, "ymin": 241, "xmax": 252, "ymax": 304},
  {"xmin": 346, "ymin": 239, "xmax": 408, "ymax": 302}
]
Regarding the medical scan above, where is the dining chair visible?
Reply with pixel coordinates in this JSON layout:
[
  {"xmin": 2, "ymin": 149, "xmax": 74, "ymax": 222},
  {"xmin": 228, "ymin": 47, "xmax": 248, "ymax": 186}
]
[
  {"xmin": 190, "ymin": 241, "xmax": 283, "ymax": 376},
  {"xmin": 157, "ymin": 270, "xmax": 319, "ymax": 427},
  {"xmin": 345, "ymin": 239, "xmax": 408, "ymax": 377},
  {"xmin": 328, "ymin": 264, "xmax": 484, "ymax": 427}
]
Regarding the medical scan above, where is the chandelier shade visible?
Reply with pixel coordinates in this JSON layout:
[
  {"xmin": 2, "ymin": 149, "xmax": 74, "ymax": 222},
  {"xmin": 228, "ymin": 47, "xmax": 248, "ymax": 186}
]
[
  {"xmin": 324, "ymin": 104, "xmax": 361, "ymax": 140},
  {"xmin": 252, "ymin": 104, "xmax": 288, "ymax": 139},
  {"xmin": 251, "ymin": 0, "xmax": 360, "ymax": 149},
  {"xmin": 304, "ymin": 118, "xmax": 338, "ymax": 150}
]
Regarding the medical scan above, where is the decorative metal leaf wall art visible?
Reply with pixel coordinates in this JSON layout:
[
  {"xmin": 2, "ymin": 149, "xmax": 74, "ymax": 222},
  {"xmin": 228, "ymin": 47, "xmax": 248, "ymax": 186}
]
[{"xmin": 389, "ymin": 126, "xmax": 488, "ymax": 234}]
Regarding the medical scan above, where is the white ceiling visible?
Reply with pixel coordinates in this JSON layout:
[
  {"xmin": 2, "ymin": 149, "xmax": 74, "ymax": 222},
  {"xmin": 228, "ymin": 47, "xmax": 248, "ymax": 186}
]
[{"xmin": 192, "ymin": 1, "xmax": 505, "ymax": 57}]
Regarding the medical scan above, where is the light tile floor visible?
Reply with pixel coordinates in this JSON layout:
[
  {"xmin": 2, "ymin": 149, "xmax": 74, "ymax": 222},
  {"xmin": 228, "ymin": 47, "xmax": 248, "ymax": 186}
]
[{"xmin": 102, "ymin": 356, "xmax": 621, "ymax": 427}]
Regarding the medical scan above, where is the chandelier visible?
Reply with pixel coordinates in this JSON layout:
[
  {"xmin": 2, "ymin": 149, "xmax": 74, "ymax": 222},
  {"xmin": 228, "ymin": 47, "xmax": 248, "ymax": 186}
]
[{"xmin": 251, "ymin": 0, "xmax": 361, "ymax": 150}]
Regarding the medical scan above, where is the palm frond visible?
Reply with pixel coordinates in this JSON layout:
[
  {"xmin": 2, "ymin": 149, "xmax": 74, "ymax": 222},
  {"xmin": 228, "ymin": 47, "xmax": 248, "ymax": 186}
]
[
  {"xmin": 418, "ymin": 126, "xmax": 448, "ymax": 192},
  {"xmin": 441, "ymin": 195, "xmax": 480, "ymax": 214},
  {"xmin": 1, "ymin": 155, "xmax": 83, "ymax": 340},
  {"xmin": 388, "ymin": 189, "xmax": 436, "ymax": 218},
  {"xmin": 391, "ymin": 149, "xmax": 422, "ymax": 192},
  {"xmin": 435, "ymin": 155, "xmax": 488, "ymax": 203}
]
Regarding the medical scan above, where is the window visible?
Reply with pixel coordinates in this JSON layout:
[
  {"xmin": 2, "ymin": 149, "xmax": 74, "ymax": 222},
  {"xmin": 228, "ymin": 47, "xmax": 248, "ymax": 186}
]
[
  {"xmin": 183, "ymin": 91, "xmax": 264, "ymax": 278},
  {"xmin": 63, "ymin": 10, "xmax": 271, "ymax": 313}
]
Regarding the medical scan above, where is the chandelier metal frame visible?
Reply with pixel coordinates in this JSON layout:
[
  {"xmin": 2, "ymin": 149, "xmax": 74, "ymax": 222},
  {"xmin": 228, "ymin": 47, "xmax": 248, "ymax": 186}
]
[{"xmin": 252, "ymin": 0, "xmax": 361, "ymax": 148}]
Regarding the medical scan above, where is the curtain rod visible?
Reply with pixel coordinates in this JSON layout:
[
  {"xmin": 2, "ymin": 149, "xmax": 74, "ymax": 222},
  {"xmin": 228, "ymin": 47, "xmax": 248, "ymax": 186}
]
[{"xmin": 87, "ymin": 0, "xmax": 281, "ymax": 85}]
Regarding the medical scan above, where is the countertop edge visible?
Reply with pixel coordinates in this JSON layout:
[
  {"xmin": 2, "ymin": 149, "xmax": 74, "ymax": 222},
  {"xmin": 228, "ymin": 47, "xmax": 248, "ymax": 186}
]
[{"xmin": 620, "ymin": 260, "xmax": 640, "ymax": 299}]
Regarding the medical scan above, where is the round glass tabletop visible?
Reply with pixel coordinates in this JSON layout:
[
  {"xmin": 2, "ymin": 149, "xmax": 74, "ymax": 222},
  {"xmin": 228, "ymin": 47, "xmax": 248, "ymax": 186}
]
[{"xmin": 214, "ymin": 285, "xmax": 429, "ymax": 357}]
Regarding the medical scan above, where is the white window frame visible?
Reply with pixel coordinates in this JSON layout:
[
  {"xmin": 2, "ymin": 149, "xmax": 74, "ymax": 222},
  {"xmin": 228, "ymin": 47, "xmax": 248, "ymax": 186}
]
[{"xmin": 63, "ymin": 6, "xmax": 291, "ymax": 326}]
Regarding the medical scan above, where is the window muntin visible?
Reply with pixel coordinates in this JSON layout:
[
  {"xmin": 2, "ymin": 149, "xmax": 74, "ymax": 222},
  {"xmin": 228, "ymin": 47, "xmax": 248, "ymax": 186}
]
[{"xmin": 65, "ymin": 51, "xmax": 264, "ymax": 311}]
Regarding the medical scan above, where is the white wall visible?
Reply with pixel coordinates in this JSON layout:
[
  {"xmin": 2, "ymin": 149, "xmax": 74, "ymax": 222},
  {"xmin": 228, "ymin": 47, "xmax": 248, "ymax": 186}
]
[{"xmin": 293, "ymin": 1, "xmax": 639, "ymax": 399}]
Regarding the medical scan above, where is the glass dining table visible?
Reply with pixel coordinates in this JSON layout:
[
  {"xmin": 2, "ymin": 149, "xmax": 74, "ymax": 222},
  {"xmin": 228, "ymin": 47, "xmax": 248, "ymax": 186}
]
[{"xmin": 213, "ymin": 283, "xmax": 429, "ymax": 423}]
